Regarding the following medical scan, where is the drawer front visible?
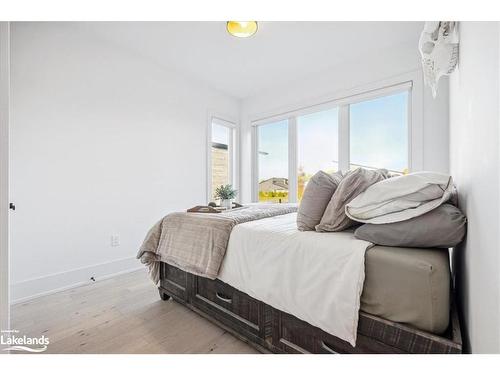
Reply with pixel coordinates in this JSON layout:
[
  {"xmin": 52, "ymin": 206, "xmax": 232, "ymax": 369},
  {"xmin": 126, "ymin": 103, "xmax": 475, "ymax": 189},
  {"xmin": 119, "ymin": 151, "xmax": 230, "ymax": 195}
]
[
  {"xmin": 161, "ymin": 263, "xmax": 188, "ymax": 301},
  {"xmin": 275, "ymin": 310, "xmax": 407, "ymax": 354},
  {"xmin": 275, "ymin": 311, "xmax": 353, "ymax": 354},
  {"xmin": 193, "ymin": 276, "xmax": 261, "ymax": 336},
  {"xmin": 275, "ymin": 311, "xmax": 317, "ymax": 353}
]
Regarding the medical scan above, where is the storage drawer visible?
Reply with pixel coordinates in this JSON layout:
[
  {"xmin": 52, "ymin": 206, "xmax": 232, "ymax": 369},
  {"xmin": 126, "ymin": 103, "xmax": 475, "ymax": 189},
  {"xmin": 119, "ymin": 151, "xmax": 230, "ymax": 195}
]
[
  {"xmin": 275, "ymin": 310, "xmax": 408, "ymax": 354},
  {"xmin": 192, "ymin": 276, "xmax": 261, "ymax": 337},
  {"xmin": 275, "ymin": 311, "xmax": 353, "ymax": 354},
  {"xmin": 160, "ymin": 263, "xmax": 188, "ymax": 301},
  {"xmin": 275, "ymin": 311, "xmax": 318, "ymax": 353}
]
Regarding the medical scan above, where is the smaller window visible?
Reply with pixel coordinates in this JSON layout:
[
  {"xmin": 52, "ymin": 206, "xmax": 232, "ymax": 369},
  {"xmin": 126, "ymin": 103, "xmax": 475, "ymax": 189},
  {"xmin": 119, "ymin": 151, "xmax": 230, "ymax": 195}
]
[{"xmin": 210, "ymin": 119, "xmax": 234, "ymax": 201}]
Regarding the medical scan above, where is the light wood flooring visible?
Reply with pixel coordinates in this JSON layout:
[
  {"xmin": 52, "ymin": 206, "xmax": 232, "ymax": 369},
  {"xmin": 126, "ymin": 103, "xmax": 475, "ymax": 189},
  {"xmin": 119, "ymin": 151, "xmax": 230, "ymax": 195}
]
[{"xmin": 10, "ymin": 270, "xmax": 259, "ymax": 354}]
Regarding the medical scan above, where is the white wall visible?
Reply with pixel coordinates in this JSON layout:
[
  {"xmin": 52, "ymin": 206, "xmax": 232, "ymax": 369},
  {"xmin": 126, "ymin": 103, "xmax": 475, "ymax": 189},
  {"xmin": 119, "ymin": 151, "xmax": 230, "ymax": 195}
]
[
  {"xmin": 9, "ymin": 23, "xmax": 239, "ymax": 302},
  {"xmin": 449, "ymin": 22, "xmax": 500, "ymax": 353},
  {"xmin": 0, "ymin": 22, "xmax": 11, "ymax": 340},
  {"xmin": 239, "ymin": 44, "xmax": 450, "ymax": 202}
]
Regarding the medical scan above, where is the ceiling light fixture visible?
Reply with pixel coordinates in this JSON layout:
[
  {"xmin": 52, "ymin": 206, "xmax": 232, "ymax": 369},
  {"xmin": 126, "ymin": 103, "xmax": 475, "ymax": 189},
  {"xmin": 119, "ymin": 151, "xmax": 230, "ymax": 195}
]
[{"xmin": 226, "ymin": 21, "xmax": 258, "ymax": 38}]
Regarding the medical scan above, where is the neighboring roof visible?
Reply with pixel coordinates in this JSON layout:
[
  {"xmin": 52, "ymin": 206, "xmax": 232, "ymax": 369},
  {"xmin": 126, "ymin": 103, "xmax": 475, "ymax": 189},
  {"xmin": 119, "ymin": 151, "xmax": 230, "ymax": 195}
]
[
  {"xmin": 212, "ymin": 142, "xmax": 228, "ymax": 150},
  {"xmin": 259, "ymin": 177, "xmax": 289, "ymax": 191}
]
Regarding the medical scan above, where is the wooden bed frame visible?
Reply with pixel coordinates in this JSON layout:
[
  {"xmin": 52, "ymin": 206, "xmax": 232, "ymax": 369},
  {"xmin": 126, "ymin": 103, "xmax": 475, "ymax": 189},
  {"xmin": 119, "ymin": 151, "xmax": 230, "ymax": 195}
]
[{"xmin": 158, "ymin": 262, "xmax": 463, "ymax": 354}]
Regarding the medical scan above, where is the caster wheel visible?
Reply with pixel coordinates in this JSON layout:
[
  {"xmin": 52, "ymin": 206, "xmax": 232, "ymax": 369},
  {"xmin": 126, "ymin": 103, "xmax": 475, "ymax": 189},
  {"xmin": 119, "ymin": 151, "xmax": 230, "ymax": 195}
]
[{"xmin": 159, "ymin": 289, "xmax": 171, "ymax": 301}]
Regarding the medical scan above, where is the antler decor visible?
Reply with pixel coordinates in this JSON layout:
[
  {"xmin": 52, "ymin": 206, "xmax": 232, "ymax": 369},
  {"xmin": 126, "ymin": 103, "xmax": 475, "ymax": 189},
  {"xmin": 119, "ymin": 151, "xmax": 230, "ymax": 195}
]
[{"xmin": 419, "ymin": 21, "xmax": 459, "ymax": 98}]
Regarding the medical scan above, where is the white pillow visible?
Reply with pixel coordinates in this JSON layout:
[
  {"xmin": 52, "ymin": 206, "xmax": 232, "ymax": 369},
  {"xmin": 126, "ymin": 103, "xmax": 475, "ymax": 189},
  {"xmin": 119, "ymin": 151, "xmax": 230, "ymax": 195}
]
[{"xmin": 345, "ymin": 171, "xmax": 454, "ymax": 224}]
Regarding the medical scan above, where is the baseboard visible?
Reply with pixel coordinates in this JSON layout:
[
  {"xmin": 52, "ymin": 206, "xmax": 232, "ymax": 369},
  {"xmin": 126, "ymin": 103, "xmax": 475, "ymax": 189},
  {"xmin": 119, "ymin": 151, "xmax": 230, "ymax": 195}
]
[{"xmin": 10, "ymin": 256, "xmax": 144, "ymax": 304}]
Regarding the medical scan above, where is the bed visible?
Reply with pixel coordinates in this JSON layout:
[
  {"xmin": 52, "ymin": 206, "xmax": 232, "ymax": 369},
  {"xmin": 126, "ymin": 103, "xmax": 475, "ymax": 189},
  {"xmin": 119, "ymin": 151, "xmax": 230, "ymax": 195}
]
[{"xmin": 156, "ymin": 213, "xmax": 462, "ymax": 354}]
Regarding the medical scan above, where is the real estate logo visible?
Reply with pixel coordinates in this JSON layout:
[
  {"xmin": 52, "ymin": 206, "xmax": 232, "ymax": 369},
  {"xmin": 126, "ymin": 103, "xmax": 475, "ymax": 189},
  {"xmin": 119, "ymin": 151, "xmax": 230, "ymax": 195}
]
[{"xmin": 1, "ymin": 329, "xmax": 49, "ymax": 353}]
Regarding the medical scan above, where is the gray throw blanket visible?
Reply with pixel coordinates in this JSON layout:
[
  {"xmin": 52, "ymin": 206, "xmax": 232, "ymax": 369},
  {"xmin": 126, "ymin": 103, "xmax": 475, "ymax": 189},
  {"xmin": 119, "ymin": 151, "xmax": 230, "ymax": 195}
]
[{"xmin": 137, "ymin": 204, "xmax": 297, "ymax": 283}]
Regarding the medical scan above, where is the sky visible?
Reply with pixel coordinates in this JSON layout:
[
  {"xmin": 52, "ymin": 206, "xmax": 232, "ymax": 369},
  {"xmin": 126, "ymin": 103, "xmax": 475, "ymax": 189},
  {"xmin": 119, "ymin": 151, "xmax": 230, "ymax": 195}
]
[
  {"xmin": 212, "ymin": 122, "xmax": 230, "ymax": 145},
  {"xmin": 258, "ymin": 120, "xmax": 288, "ymax": 181},
  {"xmin": 257, "ymin": 91, "xmax": 408, "ymax": 182},
  {"xmin": 297, "ymin": 108, "xmax": 339, "ymax": 175},
  {"xmin": 350, "ymin": 92, "xmax": 408, "ymax": 172}
]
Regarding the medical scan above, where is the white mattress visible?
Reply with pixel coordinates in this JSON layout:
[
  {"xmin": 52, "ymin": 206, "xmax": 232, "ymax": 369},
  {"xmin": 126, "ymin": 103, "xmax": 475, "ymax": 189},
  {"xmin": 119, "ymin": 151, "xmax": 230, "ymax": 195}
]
[{"xmin": 218, "ymin": 212, "xmax": 373, "ymax": 346}]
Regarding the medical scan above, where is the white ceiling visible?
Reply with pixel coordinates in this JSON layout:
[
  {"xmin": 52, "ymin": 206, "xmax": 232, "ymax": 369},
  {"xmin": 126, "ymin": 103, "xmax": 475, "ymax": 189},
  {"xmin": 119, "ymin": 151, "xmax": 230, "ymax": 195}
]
[{"xmin": 78, "ymin": 22, "xmax": 423, "ymax": 99}]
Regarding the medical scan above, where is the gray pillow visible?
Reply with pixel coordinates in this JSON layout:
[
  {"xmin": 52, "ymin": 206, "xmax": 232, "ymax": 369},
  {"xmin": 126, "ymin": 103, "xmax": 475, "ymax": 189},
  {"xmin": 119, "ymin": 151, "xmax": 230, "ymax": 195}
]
[
  {"xmin": 354, "ymin": 204, "xmax": 466, "ymax": 248},
  {"xmin": 297, "ymin": 171, "xmax": 343, "ymax": 231},
  {"xmin": 316, "ymin": 168, "xmax": 388, "ymax": 232}
]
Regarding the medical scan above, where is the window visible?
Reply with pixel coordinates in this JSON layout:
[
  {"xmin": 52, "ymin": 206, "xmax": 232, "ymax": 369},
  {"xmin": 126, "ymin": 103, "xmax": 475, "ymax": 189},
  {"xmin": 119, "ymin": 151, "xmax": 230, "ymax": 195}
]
[
  {"xmin": 252, "ymin": 83, "xmax": 412, "ymax": 203},
  {"xmin": 297, "ymin": 108, "xmax": 339, "ymax": 201},
  {"xmin": 209, "ymin": 118, "xmax": 235, "ymax": 201},
  {"xmin": 257, "ymin": 120, "xmax": 289, "ymax": 203},
  {"xmin": 350, "ymin": 92, "xmax": 408, "ymax": 174}
]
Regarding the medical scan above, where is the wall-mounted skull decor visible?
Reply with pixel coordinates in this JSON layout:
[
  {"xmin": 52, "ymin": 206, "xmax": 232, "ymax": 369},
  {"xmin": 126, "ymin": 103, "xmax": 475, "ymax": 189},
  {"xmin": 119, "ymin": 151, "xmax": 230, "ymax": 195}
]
[{"xmin": 419, "ymin": 21, "xmax": 459, "ymax": 98}]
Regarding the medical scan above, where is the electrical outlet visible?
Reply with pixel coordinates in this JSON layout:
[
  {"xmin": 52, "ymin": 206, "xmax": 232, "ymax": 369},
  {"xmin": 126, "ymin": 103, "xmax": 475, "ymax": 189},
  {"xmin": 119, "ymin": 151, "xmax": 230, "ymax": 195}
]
[{"xmin": 111, "ymin": 235, "xmax": 120, "ymax": 247}]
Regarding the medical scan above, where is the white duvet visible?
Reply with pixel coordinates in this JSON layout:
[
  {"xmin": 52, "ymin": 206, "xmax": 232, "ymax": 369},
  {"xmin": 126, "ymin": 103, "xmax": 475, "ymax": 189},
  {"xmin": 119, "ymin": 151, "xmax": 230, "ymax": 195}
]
[{"xmin": 218, "ymin": 212, "xmax": 373, "ymax": 346}]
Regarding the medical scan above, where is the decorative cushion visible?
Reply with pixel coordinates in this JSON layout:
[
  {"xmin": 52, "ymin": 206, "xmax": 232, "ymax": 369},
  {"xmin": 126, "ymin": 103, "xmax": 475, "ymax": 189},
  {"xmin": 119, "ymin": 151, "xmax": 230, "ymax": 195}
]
[
  {"xmin": 316, "ymin": 168, "xmax": 388, "ymax": 232},
  {"xmin": 354, "ymin": 204, "xmax": 466, "ymax": 248},
  {"xmin": 297, "ymin": 171, "xmax": 343, "ymax": 231}
]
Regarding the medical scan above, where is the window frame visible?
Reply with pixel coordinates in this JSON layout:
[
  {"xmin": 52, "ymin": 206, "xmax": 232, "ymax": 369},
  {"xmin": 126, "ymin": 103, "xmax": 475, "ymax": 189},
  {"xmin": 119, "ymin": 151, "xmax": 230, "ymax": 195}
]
[
  {"xmin": 251, "ymin": 78, "xmax": 419, "ymax": 203},
  {"xmin": 207, "ymin": 114, "xmax": 238, "ymax": 203}
]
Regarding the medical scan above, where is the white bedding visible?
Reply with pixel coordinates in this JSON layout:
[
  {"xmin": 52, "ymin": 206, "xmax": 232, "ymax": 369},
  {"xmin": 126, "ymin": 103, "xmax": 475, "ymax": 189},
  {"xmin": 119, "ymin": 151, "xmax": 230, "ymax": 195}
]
[
  {"xmin": 218, "ymin": 212, "xmax": 373, "ymax": 346},
  {"xmin": 345, "ymin": 171, "xmax": 454, "ymax": 224}
]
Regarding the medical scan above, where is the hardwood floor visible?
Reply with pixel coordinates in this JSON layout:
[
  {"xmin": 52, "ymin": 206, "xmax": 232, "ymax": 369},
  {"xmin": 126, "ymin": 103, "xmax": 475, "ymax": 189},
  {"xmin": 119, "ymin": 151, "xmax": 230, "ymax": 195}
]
[{"xmin": 10, "ymin": 270, "xmax": 260, "ymax": 354}]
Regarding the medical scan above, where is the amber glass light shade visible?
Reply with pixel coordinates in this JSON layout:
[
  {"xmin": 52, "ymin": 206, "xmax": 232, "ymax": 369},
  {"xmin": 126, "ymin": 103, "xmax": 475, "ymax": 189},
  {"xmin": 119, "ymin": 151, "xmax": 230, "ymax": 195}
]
[{"xmin": 226, "ymin": 21, "xmax": 258, "ymax": 38}]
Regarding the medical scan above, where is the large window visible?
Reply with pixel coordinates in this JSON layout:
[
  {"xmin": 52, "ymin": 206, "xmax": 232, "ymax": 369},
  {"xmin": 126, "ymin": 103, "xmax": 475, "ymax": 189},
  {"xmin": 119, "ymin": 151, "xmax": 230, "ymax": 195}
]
[
  {"xmin": 297, "ymin": 108, "xmax": 339, "ymax": 201},
  {"xmin": 350, "ymin": 92, "xmax": 408, "ymax": 174},
  {"xmin": 257, "ymin": 120, "xmax": 289, "ymax": 203},
  {"xmin": 253, "ymin": 84, "xmax": 411, "ymax": 203},
  {"xmin": 209, "ymin": 118, "xmax": 235, "ymax": 201}
]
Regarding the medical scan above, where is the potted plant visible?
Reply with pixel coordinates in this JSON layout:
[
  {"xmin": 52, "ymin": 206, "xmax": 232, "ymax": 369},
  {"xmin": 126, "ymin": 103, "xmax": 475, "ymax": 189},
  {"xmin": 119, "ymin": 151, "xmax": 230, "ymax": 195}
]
[{"xmin": 214, "ymin": 184, "xmax": 238, "ymax": 209}]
